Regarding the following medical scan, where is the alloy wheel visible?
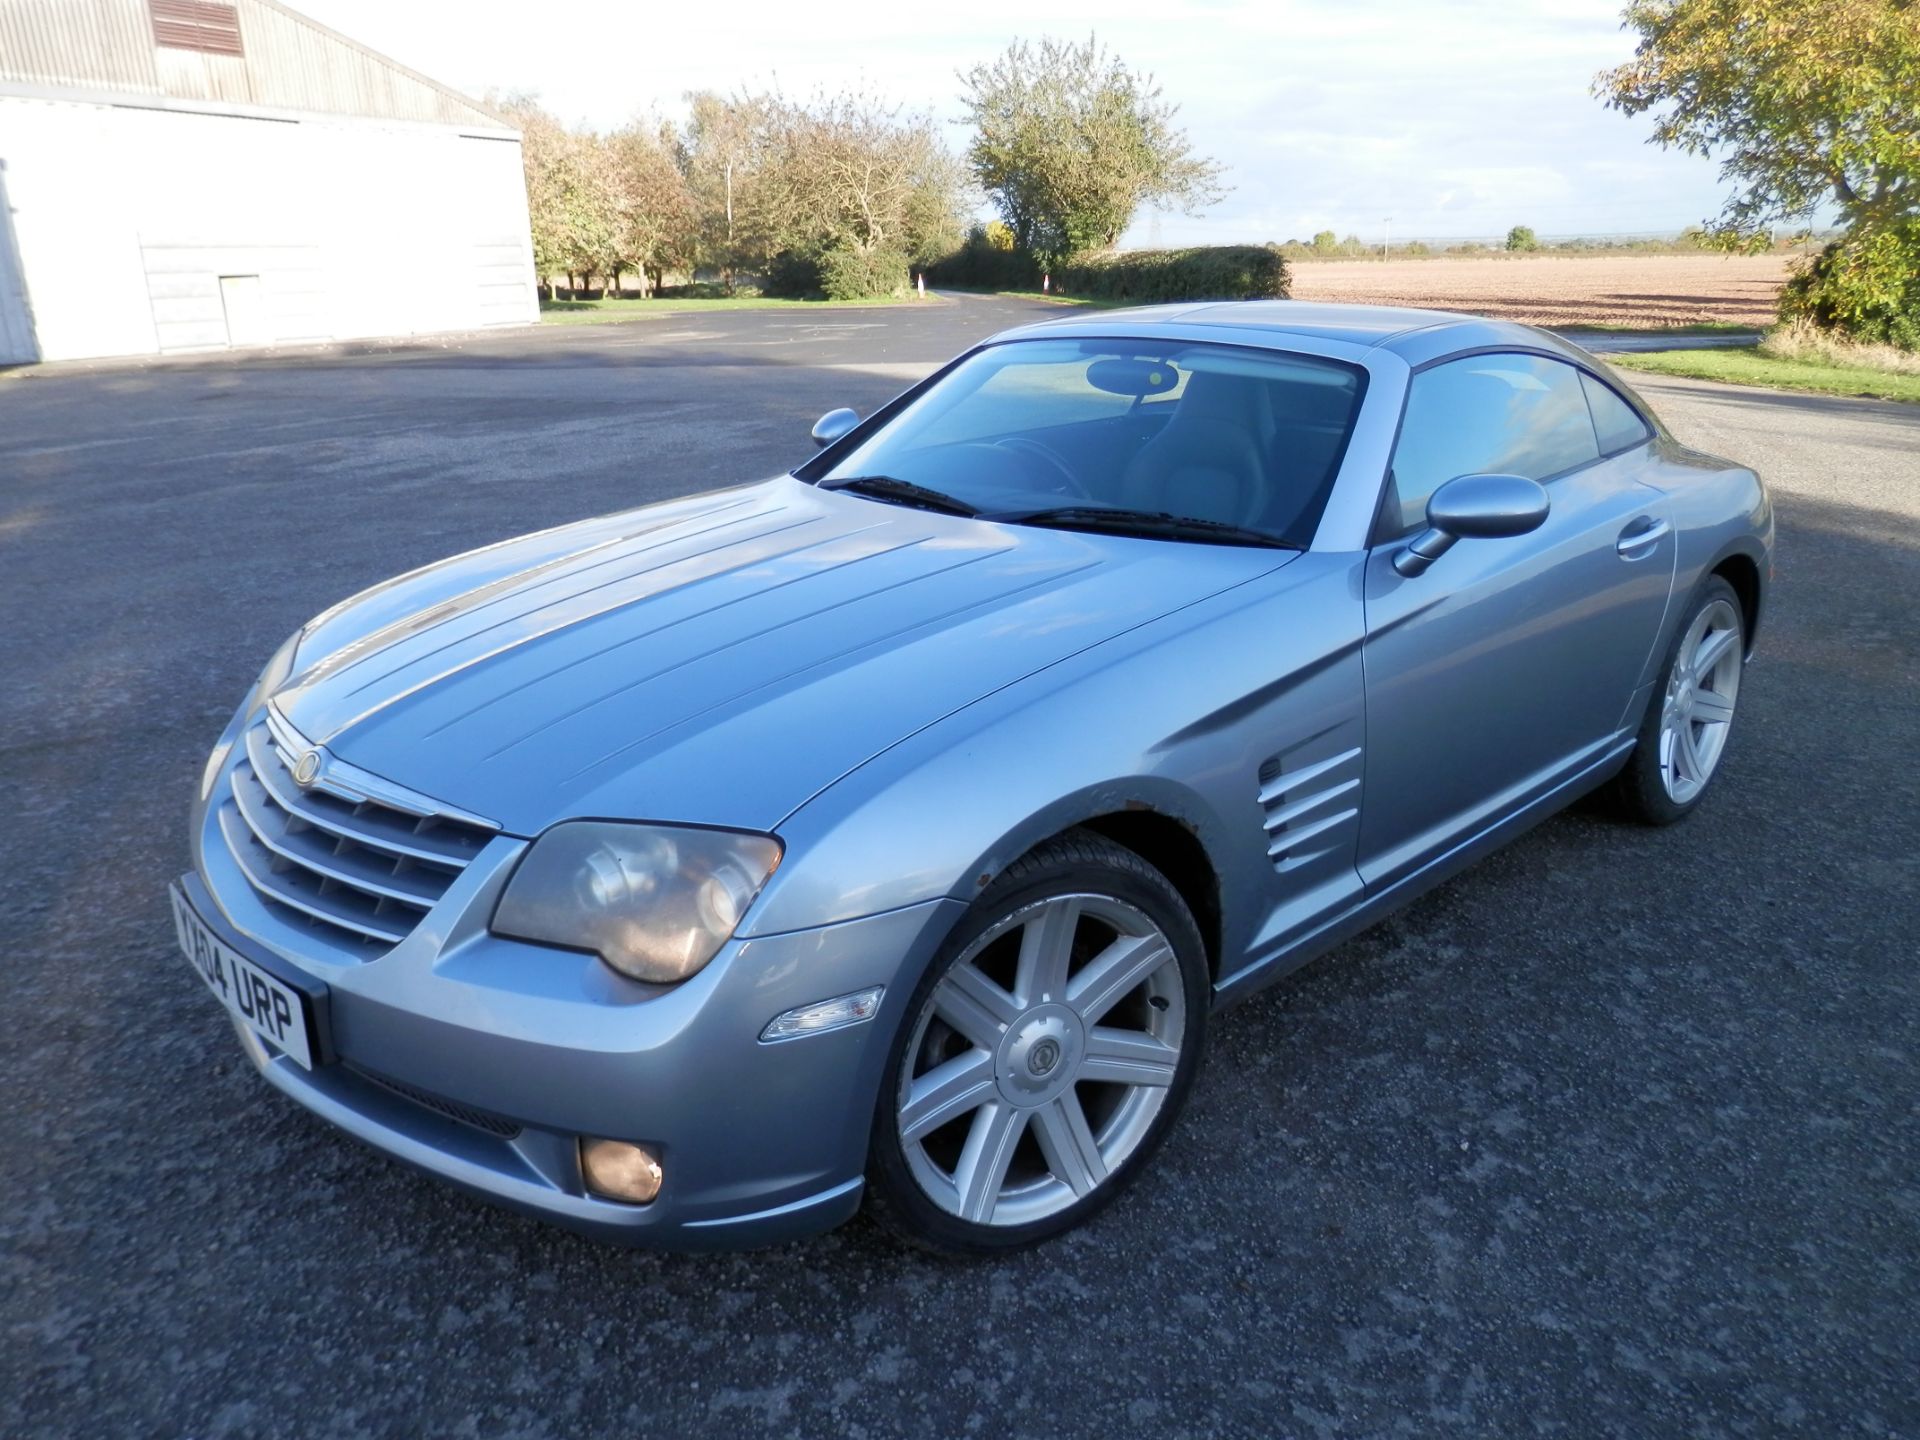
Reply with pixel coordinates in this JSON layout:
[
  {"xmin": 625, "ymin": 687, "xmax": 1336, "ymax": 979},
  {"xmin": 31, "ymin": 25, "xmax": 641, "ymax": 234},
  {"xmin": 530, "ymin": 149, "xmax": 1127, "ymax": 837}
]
[
  {"xmin": 1659, "ymin": 597, "xmax": 1743, "ymax": 805},
  {"xmin": 895, "ymin": 893, "xmax": 1186, "ymax": 1227}
]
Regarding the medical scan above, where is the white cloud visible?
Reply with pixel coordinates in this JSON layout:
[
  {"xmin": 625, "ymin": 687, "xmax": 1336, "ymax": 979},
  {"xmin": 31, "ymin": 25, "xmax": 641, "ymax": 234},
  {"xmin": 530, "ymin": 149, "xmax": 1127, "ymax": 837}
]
[{"xmin": 288, "ymin": 0, "xmax": 1734, "ymax": 243}]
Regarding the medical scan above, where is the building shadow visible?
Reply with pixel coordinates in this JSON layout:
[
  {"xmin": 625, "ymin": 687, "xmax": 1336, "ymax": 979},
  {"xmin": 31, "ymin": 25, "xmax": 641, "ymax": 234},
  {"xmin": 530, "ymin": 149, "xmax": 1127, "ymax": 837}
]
[{"xmin": 0, "ymin": 158, "xmax": 40, "ymax": 367}]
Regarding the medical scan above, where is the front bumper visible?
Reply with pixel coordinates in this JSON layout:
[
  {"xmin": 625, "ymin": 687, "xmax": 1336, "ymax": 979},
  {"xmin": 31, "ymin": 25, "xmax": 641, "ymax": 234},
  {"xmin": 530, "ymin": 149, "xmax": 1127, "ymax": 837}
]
[{"xmin": 182, "ymin": 785, "xmax": 962, "ymax": 1248}]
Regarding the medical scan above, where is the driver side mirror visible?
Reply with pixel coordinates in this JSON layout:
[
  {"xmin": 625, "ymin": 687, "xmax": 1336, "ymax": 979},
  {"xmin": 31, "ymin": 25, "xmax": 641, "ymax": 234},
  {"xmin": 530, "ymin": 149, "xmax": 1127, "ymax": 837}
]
[
  {"xmin": 1393, "ymin": 473, "xmax": 1551, "ymax": 578},
  {"xmin": 810, "ymin": 407, "xmax": 860, "ymax": 449}
]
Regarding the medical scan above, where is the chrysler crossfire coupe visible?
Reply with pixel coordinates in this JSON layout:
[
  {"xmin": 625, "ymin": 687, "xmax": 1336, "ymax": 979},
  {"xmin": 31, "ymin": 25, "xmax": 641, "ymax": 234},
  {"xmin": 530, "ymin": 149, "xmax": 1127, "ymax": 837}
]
[{"xmin": 171, "ymin": 302, "xmax": 1771, "ymax": 1253}]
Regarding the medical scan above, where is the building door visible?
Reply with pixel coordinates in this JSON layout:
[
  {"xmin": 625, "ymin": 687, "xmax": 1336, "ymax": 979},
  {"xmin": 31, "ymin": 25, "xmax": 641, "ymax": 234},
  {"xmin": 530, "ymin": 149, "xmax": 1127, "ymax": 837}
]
[{"xmin": 219, "ymin": 274, "xmax": 268, "ymax": 347}]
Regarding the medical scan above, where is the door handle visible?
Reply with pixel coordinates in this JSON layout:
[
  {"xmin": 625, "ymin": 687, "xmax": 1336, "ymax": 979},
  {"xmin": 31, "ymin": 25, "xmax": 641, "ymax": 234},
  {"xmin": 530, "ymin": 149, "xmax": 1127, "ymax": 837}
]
[{"xmin": 1616, "ymin": 516, "xmax": 1669, "ymax": 559}]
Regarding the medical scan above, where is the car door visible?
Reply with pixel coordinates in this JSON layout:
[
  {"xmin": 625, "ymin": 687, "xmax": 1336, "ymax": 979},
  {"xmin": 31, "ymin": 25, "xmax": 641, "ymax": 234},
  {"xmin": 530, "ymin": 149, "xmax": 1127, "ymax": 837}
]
[{"xmin": 1355, "ymin": 352, "xmax": 1675, "ymax": 892}]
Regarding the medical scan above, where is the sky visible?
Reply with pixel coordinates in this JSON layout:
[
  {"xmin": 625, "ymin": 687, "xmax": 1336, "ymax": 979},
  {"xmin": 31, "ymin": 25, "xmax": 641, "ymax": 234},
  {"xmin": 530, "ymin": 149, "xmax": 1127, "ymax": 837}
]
[{"xmin": 291, "ymin": 0, "xmax": 1737, "ymax": 247}]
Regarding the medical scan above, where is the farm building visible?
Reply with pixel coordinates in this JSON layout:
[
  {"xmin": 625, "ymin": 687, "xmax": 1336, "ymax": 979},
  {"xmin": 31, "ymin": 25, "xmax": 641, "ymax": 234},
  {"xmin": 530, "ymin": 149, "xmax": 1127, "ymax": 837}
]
[{"xmin": 0, "ymin": 0, "xmax": 536, "ymax": 363}]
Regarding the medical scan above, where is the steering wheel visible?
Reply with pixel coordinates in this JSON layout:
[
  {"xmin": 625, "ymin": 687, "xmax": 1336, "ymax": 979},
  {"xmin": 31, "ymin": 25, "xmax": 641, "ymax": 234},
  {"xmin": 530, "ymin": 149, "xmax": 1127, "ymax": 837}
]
[{"xmin": 963, "ymin": 437, "xmax": 1089, "ymax": 498}]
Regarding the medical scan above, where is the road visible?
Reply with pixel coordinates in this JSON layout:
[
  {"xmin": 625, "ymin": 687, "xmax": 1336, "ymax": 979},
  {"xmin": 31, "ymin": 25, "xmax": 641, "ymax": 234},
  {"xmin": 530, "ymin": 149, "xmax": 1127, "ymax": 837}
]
[
  {"xmin": 1565, "ymin": 329, "xmax": 1762, "ymax": 353},
  {"xmin": 3, "ymin": 296, "xmax": 1916, "ymax": 1438}
]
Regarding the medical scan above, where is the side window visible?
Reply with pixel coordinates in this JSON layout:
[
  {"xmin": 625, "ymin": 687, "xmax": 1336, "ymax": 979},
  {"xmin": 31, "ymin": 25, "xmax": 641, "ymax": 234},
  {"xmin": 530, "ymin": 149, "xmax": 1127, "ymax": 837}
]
[
  {"xmin": 1582, "ymin": 372, "xmax": 1653, "ymax": 454},
  {"xmin": 1384, "ymin": 354, "xmax": 1601, "ymax": 535}
]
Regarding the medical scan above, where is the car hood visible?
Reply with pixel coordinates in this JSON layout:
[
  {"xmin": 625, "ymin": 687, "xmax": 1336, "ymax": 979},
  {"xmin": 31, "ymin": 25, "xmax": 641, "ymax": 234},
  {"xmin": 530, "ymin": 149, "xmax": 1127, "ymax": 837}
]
[{"xmin": 273, "ymin": 477, "xmax": 1292, "ymax": 835}]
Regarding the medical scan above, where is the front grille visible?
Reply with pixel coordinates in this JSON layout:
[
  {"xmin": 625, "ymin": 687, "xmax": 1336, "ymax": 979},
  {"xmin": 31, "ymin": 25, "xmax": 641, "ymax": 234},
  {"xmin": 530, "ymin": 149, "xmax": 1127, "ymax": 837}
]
[
  {"xmin": 219, "ymin": 715, "xmax": 495, "ymax": 952},
  {"xmin": 350, "ymin": 1066, "xmax": 522, "ymax": 1139}
]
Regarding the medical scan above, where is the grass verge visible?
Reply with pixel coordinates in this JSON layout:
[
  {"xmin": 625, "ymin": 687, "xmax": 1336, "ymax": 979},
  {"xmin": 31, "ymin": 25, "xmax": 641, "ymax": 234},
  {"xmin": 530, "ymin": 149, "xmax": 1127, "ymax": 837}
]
[
  {"xmin": 987, "ymin": 290, "xmax": 1130, "ymax": 309},
  {"xmin": 926, "ymin": 288, "xmax": 1129, "ymax": 309},
  {"xmin": 1558, "ymin": 321, "xmax": 1757, "ymax": 336},
  {"xmin": 540, "ymin": 295, "xmax": 940, "ymax": 324},
  {"xmin": 1609, "ymin": 345, "xmax": 1920, "ymax": 403}
]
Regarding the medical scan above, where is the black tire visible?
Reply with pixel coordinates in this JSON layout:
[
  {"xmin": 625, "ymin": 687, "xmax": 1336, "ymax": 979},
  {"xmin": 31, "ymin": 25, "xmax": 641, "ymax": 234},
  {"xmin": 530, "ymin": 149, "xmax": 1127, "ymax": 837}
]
[
  {"xmin": 865, "ymin": 829, "xmax": 1209, "ymax": 1255},
  {"xmin": 1606, "ymin": 574, "xmax": 1746, "ymax": 825}
]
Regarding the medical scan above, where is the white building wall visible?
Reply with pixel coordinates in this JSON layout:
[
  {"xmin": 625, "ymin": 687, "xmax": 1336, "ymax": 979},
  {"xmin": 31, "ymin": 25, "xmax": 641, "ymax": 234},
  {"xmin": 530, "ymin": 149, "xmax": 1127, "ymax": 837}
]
[{"xmin": 0, "ymin": 92, "xmax": 537, "ymax": 362}]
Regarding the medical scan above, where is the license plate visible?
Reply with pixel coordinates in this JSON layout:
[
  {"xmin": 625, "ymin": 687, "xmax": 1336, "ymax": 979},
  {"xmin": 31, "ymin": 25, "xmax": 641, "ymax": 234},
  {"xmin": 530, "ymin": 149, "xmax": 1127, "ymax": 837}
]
[{"xmin": 169, "ymin": 884, "xmax": 315, "ymax": 1069}]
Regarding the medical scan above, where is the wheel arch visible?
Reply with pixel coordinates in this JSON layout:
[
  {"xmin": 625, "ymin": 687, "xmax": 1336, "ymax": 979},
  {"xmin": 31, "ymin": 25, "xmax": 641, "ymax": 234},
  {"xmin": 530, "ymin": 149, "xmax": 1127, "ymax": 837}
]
[
  {"xmin": 1709, "ymin": 548, "xmax": 1765, "ymax": 655},
  {"xmin": 1073, "ymin": 811, "xmax": 1224, "ymax": 982},
  {"xmin": 950, "ymin": 780, "xmax": 1231, "ymax": 984}
]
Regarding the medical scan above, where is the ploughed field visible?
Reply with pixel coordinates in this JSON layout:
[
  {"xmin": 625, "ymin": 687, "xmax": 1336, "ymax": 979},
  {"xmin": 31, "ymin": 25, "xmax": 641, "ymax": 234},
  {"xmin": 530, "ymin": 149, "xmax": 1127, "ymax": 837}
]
[{"xmin": 1286, "ymin": 253, "xmax": 1792, "ymax": 329}]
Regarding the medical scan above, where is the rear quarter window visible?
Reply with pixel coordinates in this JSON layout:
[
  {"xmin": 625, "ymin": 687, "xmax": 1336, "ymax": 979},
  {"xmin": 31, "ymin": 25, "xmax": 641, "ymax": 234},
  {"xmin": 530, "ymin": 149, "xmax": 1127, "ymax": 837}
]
[{"xmin": 1582, "ymin": 372, "xmax": 1654, "ymax": 455}]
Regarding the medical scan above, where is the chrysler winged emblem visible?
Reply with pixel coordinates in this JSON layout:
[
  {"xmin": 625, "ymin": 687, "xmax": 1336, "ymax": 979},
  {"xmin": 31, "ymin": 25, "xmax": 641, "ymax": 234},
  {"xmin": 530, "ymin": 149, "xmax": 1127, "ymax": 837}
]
[{"xmin": 292, "ymin": 748, "xmax": 324, "ymax": 787}]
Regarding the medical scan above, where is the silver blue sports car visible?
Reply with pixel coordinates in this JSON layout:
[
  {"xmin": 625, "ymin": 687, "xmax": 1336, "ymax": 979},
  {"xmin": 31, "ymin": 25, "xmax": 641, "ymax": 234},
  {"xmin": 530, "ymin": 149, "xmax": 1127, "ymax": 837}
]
[{"xmin": 171, "ymin": 302, "xmax": 1772, "ymax": 1252}]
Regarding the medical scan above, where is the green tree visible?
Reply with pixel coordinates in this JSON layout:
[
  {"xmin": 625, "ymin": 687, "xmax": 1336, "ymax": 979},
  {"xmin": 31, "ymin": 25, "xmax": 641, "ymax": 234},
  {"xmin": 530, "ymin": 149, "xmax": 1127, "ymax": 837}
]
[
  {"xmin": 1597, "ymin": 0, "xmax": 1920, "ymax": 241},
  {"xmin": 606, "ymin": 120, "xmax": 698, "ymax": 295},
  {"xmin": 680, "ymin": 90, "xmax": 771, "ymax": 287},
  {"xmin": 959, "ymin": 35, "xmax": 1225, "ymax": 267},
  {"xmin": 1506, "ymin": 224, "xmax": 1540, "ymax": 251},
  {"xmin": 1311, "ymin": 229, "xmax": 1338, "ymax": 255},
  {"xmin": 495, "ymin": 96, "xmax": 618, "ymax": 295},
  {"xmin": 678, "ymin": 89, "xmax": 967, "ymax": 297},
  {"xmin": 1596, "ymin": 0, "xmax": 1920, "ymax": 346}
]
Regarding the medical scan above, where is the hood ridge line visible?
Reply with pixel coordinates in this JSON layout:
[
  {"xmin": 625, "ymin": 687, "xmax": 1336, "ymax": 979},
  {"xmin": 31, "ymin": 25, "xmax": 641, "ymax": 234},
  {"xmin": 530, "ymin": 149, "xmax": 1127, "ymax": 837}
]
[
  {"xmin": 555, "ymin": 555, "xmax": 1102, "ymax": 782},
  {"xmin": 333, "ymin": 510, "xmax": 824, "ymax": 702},
  {"xmin": 477, "ymin": 535, "xmax": 999, "ymax": 761},
  {"xmin": 315, "ymin": 514, "xmax": 836, "ymax": 743},
  {"xmin": 314, "ymin": 502, "xmax": 789, "ymax": 697},
  {"xmin": 295, "ymin": 490, "xmax": 763, "ymax": 642},
  {"xmin": 418, "ymin": 522, "xmax": 917, "ymax": 741}
]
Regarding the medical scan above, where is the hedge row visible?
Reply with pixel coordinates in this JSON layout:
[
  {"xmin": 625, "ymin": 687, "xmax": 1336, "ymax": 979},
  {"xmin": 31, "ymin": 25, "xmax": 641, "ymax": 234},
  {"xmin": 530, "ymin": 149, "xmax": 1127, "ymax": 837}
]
[
  {"xmin": 820, "ymin": 246, "xmax": 910, "ymax": 301},
  {"xmin": 922, "ymin": 234, "xmax": 1041, "ymax": 290},
  {"xmin": 763, "ymin": 245, "xmax": 912, "ymax": 300},
  {"xmin": 1780, "ymin": 224, "xmax": 1920, "ymax": 351},
  {"xmin": 1054, "ymin": 244, "xmax": 1291, "ymax": 302},
  {"xmin": 767, "ymin": 238, "xmax": 1293, "ymax": 305}
]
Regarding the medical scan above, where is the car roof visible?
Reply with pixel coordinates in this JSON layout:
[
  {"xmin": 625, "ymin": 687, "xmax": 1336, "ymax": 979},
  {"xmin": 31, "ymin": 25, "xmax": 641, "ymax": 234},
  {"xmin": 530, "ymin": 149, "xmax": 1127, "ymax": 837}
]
[{"xmin": 987, "ymin": 299, "xmax": 1593, "ymax": 367}]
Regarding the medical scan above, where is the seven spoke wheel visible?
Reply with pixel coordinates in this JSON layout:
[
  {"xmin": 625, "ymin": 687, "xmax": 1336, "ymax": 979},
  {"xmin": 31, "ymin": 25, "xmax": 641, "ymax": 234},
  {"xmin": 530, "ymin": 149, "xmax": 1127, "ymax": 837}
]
[
  {"xmin": 1658, "ymin": 596, "xmax": 1742, "ymax": 805},
  {"xmin": 1609, "ymin": 574, "xmax": 1746, "ymax": 825},
  {"xmin": 900, "ymin": 894, "xmax": 1183, "ymax": 1225},
  {"xmin": 869, "ymin": 831, "xmax": 1206, "ymax": 1251}
]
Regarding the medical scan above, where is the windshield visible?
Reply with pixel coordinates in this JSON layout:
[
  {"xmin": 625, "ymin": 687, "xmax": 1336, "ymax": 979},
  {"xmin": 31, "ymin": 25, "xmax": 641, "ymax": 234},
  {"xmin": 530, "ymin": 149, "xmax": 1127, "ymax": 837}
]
[{"xmin": 808, "ymin": 338, "xmax": 1367, "ymax": 547}]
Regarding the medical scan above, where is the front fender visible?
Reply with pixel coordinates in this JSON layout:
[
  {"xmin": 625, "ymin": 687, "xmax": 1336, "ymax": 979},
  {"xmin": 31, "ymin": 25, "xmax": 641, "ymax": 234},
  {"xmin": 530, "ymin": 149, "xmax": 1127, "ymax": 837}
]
[
  {"xmin": 748, "ymin": 746, "xmax": 1235, "ymax": 945},
  {"xmin": 740, "ymin": 554, "xmax": 1369, "ymax": 998}
]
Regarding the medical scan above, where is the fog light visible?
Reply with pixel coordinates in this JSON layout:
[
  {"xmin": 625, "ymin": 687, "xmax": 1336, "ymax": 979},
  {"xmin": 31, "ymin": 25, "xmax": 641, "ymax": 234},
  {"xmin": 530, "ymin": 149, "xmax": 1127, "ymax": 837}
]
[
  {"xmin": 759, "ymin": 986, "xmax": 884, "ymax": 1043},
  {"xmin": 580, "ymin": 1138, "xmax": 663, "ymax": 1204}
]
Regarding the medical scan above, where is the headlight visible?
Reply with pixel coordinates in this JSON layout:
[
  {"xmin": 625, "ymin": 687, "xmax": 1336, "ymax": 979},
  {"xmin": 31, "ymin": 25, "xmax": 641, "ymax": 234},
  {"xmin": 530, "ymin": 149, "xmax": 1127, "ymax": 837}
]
[{"xmin": 491, "ymin": 821, "xmax": 782, "ymax": 984}]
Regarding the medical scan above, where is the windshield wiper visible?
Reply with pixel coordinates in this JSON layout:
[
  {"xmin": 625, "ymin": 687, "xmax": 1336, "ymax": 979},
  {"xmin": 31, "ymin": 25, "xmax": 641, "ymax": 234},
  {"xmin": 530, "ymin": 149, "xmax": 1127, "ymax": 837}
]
[
  {"xmin": 985, "ymin": 505, "xmax": 1299, "ymax": 550},
  {"xmin": 819, "ymin": 475, "xmax": 982, "ymax": 517}
]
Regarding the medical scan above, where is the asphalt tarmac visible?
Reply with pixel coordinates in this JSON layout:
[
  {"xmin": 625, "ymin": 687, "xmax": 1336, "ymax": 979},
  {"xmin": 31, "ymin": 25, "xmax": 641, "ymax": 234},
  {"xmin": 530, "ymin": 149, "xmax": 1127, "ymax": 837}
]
[{"xmin": 3, "ymin": 296, "xmax": 1915, "ymax": 1437}]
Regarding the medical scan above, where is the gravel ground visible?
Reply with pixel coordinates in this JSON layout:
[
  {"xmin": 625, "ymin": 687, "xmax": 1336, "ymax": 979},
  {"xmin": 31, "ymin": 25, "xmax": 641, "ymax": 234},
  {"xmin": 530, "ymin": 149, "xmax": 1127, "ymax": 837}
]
[{"xmin": 2, "ymin": 297, "xmax": 1916, "ymax": 1438}]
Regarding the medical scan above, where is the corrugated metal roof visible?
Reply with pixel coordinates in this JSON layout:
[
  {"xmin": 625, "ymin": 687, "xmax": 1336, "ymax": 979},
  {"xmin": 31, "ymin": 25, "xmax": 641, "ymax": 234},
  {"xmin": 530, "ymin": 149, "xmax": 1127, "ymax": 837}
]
[{"xmin": 0, "ymin": 0, "xmax": 506, "ymax": 129}]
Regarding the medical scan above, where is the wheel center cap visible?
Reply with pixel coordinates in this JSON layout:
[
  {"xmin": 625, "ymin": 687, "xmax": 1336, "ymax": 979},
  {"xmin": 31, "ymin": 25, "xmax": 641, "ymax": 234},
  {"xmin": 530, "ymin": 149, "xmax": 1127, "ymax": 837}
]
[{"xmin": 996, "ymin": 1004, "xmax": 1084, "ymax": 1108}]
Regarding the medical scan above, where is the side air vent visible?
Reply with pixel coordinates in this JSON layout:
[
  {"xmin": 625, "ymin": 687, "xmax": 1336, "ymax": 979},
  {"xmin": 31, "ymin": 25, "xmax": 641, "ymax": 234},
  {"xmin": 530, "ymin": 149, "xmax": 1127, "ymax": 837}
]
[{"xmin": 1257, "ymin": 745, "xmax": 1363, "ymax": 872}]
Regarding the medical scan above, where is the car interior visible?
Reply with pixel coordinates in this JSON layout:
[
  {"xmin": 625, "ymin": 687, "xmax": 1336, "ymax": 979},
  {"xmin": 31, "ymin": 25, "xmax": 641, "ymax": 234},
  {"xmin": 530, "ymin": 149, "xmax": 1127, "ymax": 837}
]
[{"xmin": 820, "ymin": 343, "xmax": 1368, "ymax": 546}]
